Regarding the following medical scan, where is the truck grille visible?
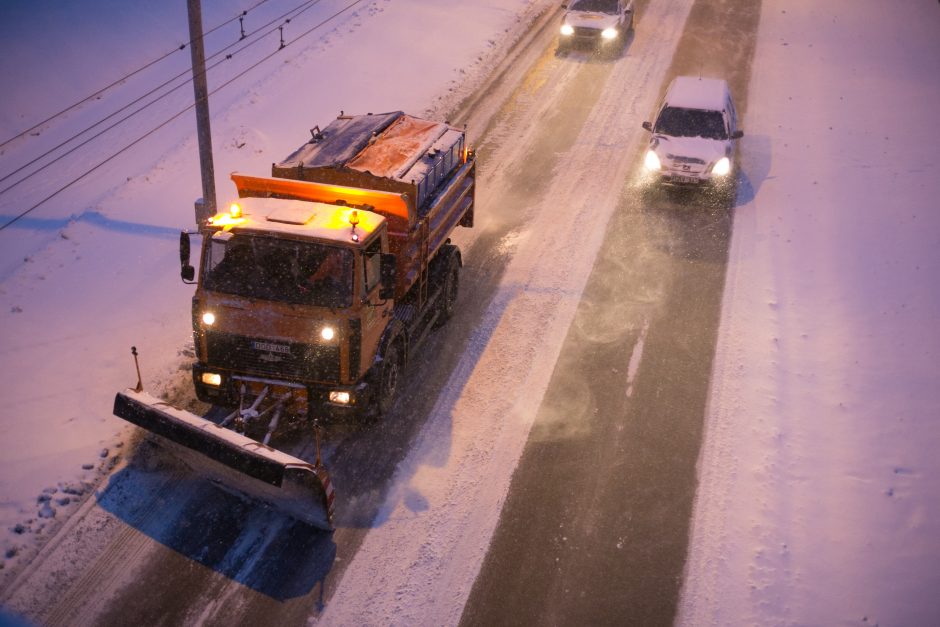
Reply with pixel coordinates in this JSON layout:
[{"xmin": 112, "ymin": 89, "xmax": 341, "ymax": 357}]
[{"xmin": 205, "ymin": 331, "xmax": 340, "ymax": 382}]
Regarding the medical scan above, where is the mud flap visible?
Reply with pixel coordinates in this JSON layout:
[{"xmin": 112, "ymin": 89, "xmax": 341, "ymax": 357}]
[{"xmin": 113, "ymin": 389, "xmax": 334, "ymax": 531}]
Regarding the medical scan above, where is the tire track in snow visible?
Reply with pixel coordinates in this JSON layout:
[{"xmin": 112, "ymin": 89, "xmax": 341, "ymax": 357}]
[{"xmin": 318, "ymin": 0, "xmax": 697, "ymax": 623}]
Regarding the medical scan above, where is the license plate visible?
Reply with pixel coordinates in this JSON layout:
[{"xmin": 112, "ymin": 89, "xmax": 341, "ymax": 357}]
[
  {"xmin": 252, "ymin": 340, "xmax": 291, "ymax": 354},
  {"xmin": 672, "ymin": 175, "xmax": 698, "ymax": 184}
]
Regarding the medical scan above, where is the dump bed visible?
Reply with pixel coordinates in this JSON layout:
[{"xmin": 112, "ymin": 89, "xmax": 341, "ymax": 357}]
[
  {"xmin": 252, "ymin": 111, "xmax": 475, "ymax": 299},
  {"xmin": 273, "ymin": 111, "xmax": 467, "ymax": 212}
]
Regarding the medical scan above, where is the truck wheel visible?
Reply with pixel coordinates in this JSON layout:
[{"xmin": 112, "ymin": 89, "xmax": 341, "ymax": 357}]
[
  {"xmin": 434, "ymin": 257, "xmax": 459, "ymax": 328},
  {"xmin": 376, "ymin": 341, "xmax": 403, "ymax": 415}
]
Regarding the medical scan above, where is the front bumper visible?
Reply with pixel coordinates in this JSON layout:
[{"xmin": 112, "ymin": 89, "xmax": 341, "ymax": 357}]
[
  {"xmin": 192, "ymin": 363, "xmax": 376, "ymax": 420},
  {"xmin": 651, "ymin": 169, "xmax": 736, "ymax": 189}
]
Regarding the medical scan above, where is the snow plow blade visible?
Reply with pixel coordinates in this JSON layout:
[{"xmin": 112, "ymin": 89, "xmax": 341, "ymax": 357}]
[{"xmin": 113, "ymin": 390, "xmax": 334, "ymax": 531}]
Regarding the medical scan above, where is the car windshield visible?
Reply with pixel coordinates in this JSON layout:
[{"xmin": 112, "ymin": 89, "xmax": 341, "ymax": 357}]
[
  {"xmin": 203, "ymin": 234, "xmax": 353, "ymax": 308},
  {"xmin": 569, "ymin": 0, "xmax": 619, "ymax": 14},
  {"xmin": 654, "ymin": 106, "xmax": 728, "ymax": 140}
]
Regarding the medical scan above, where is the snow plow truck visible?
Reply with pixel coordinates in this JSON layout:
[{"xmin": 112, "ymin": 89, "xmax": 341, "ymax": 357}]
[{"xmin": 114, "ymin": 111, "xmax": 476, "ymax": 530}]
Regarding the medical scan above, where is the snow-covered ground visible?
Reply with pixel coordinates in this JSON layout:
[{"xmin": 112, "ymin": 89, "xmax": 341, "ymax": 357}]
[
  {"xmin": 678, "ymin": 1, "xmax": 940, "ymax": 625},
  {"xmin": 1, "ymin": 0, "xmax": 938, "ymax": 625},
  {"xmin": 0, "ymin": 0, "xmax": 551, "ymax": 582}
]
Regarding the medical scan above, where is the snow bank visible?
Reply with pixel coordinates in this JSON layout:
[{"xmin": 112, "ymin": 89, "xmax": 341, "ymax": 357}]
[{"xmin": 679, "ymin": 1, "xmax": 940, "ymax": 625}]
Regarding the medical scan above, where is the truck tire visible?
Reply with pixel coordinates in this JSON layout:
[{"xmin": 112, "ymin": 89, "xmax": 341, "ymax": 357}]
[
  {"xmin": 376, "ymin": 340, "xmax": 404, "ymax": 416},
  {"xmin": 434, "ymin": 254, "xmax": 460, "ymax": 328}
]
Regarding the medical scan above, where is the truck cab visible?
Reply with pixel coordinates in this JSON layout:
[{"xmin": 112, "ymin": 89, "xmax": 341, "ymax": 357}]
[{"xmin": 190, "ymin": 198, "xmax": 397, "ymax": 418}]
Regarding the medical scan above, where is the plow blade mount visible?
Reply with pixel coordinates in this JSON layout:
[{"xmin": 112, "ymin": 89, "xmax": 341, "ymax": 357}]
[{"xmin": 114, "ymin": 390, "xmax": 334, "ymax": 530}]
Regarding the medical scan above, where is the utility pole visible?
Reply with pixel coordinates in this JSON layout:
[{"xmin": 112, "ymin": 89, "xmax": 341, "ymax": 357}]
[{"xmin": 187, "ymin": 0, "xmax": 216, "ymax": 227}]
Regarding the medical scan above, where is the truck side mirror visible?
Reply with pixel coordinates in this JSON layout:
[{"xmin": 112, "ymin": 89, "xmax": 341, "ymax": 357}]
[
  {"xmin": 180, "ymin": 231, "xmax": 195, "ymax": 283},
  {"xmin": 379, "ymin": 253, "xmax": 396, "ymax": 300},
  {"xmin": 731, "ymin": 129, "xmax": 744, "ymax": 139},
  {"xmin": 642, "ymin": 121, "xmax": 652, "ymax": 132}
]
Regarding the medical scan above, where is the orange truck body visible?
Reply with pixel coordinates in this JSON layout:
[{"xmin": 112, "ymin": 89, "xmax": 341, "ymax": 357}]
[{"xmin": 190, "ymin": 111, "xmax": 476, "ymax": 418}]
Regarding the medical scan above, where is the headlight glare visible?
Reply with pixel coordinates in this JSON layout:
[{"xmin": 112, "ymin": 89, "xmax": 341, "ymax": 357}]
[
  {"xmin": 560, "ymin": 24, "xmax": 574, "ymax": 36},
  {"xmin": 320, "ymin": 326, "xmax": 335, "ymax": 341},
  {"xmin": 329, "ymin": 391, "xmax": 351, "ymax": 405},
  {"xmin": 601, "ymin": 27, "xmax": 618, "ymax": 40},
  {"xmin": 201, "ymin": 372, "xmax": 222, "ymax": 386},
  {"xmin": 202, "ymin": 311, "xmax": 216, "ymax": 326},
  {"xmin": 644, "ymin": 150, "xmax": 661, "ymax": 171},
  {"xmin": 712, "ymin": 157, "xmax": 731, "ymax": 176}
]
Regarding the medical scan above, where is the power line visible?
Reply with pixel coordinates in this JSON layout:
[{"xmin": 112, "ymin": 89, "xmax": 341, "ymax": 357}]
[
  {"xmin": 0, "ymin": 0, "xmax": 324, "ymax": 194},
  {"xmin": 0, "ymin": 0, "xmax": 369, "ymax": 232},
  {"xmin": 0, "ymin": 0, "xmax": 273, "ymax": 150}
]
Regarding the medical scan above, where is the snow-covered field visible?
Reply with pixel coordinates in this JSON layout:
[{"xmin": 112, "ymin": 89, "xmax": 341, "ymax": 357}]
[
  {"xmin": 678, "ymin": 1, "xmax": 940, "ymax": 625},
  {"xmin": 1, "ymin": 0, "xmax": 938, "ymax": 625}
]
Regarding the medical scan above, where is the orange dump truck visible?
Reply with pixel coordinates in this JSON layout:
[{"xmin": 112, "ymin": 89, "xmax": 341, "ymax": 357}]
[{"xmin": 113, "ymin": 111, "xmax": 476, "ymax": 529}]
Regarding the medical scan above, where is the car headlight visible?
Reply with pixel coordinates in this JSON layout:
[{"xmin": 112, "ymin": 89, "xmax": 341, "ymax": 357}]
[
  {"xmin": 329, "ymin": 391, "xmax": 351, "ymax": 405},
  {"xmin": 202, "ymin": 311, "xmax": 216, "ymax": 326},
  {"xmin": 712, "ymin": 157, "xmax": 731, "ymax": 176},
  {"xmin": 201, "ymin": 372, "xmax": 222, "ymax": 386},
  {"xmin": 601, "ymin": 27, "xmax": 618, "ymax": 40},
  {"xmin": 644, "ymin": 150, "xmax": 661, "ymax": 171},
  {"xmin": 560, "ymin": 23, "xmax": 574, "ymax": 36},
  {"xmin": 320, "ymin": 326, "xmax": 335, "ymax": 341}
]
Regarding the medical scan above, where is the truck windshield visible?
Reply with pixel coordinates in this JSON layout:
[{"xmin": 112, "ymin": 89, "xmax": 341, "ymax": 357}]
[
  {"xmin": 654, "ymin": 107, "xmax": 727, "ymax": 140},
  {"xmin": 203, "ymin": 234, "xmax": 353, "ymax": 308}
]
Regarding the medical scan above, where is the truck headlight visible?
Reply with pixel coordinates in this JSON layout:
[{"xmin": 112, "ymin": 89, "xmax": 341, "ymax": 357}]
[
  {"xmin": 644, "ymin": 150, "xmax": 661, "ymax": 171},
  {"xmin": 560, "ymin": 24, "xmax": 574, "ymax": 36},
  {"xmin": 202, "ymin": 311, "xmax": 216, "ymax": 326},
  {"xmin": 320, "ymin": 326, "xmax": 335, "ymax": 341},
  {"xmin": 201, "ymin": 372, "xmax": 222, "ymax": 386},
  {"xmin": 329, "ymin": 391, "xmax": 351, "ymax": 405},
  {"xmin": 712, "ymin": 157, "xmax": 731, "ymax": 176},
  {"xmin": 601, "ymin": 27, "xmax": 618, "ymax": 40}
]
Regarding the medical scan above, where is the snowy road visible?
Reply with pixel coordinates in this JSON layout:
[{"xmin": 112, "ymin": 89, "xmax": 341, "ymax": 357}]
[{"xmin": 461, "ymin": 1, "xmax": 761, "ymax": 625}]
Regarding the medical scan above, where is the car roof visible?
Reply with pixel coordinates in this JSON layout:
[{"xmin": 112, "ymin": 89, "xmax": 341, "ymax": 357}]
[{"xmin": 664, "ymin": 76, "xmax": 729, "ymax": 111}]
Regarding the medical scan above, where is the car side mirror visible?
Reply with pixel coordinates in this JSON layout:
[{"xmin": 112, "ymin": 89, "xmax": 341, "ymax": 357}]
[
  {"xmin": 379, "ymin": 253, "xmax": 396, "ymax": 300},
  {"xmin": 731, "ymin": 130, "xmax": 744, "ymax": 139},
  {"xmin": 180, "ymin": 231, "xmax": 195, "ymax": 283},
  {"xmin": 642, "ymin": 121, "xmax": 652, "ymax": 132}
]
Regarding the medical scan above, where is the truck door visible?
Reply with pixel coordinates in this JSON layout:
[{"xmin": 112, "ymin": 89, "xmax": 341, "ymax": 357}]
[{"xmin": 359, "ymin": 234, "xmax": 391, "ymax": 375}]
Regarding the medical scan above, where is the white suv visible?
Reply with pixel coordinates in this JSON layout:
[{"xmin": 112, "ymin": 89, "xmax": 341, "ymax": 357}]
[
  {"xmin": 559, "ymin": 0, "xmax": 635, "ymax": 50},
  {"xmin": 641, "ymin": 76, "xmax": 743, "ymax": 189}
]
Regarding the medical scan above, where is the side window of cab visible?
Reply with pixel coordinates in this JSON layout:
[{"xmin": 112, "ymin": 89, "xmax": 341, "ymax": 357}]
[{"xmin": 362, "ymin": 238, "xmax": 382, "ymax": 297}]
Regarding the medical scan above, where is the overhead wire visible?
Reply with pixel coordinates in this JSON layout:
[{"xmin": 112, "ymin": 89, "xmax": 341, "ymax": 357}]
[
  {"xmin": 0, "ymin": 0, "xmax": 325, "ymax": 195},
  {"xmin": 0, "ymin": 0, "xmax": 273, "ymax": 150},
  {"xmin": 0, "ymin": 0, "xmax": 369, "ymax": 232}
]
